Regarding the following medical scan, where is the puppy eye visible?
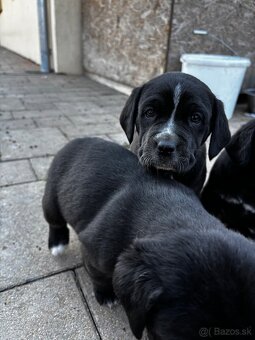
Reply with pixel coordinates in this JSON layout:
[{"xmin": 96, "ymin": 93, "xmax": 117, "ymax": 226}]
[
  {"xmin": 144, "ymin": 109, "xmax": 155, "ymax": 118},
  {"xmin": 190, "ymin": 113, "xmax": 201, "ymax": 124}
]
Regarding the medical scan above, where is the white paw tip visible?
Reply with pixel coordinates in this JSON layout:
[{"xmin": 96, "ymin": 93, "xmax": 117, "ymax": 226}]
[
  {"xmin": 106, "ymin": 300, "xmax": 118, "ymax": 309},
  {"xmin": 50, "ymin": 244, "xmax": 67, "ymax": 256}
]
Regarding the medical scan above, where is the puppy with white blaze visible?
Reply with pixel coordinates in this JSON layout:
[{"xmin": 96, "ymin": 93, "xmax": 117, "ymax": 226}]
[
  {"xmin": 120, "ymin": 72, "xmax": 231, "ymax": 194},
  {"xmin": 202, "ymin": 119, "xmax": 255, "ymax": 239},
  {"xmin": 42, "ymin": 137, "xmax": 255, "ymax": 340}
]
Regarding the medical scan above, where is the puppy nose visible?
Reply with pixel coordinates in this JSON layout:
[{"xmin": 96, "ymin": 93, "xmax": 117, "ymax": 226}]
[{"xmin": 157, "ymin": 140, "xmax": 176, "ymax": 154}]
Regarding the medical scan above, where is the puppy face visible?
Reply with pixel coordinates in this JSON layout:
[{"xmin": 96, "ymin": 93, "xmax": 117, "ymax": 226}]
[{"xmin": 120, "ymin": 72, "xmax": 230, "ymax": 173}]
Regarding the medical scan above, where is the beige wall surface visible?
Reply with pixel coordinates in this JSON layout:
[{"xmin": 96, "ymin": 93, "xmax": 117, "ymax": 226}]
[
  {"xmin": 167, "ymin": 0, "xmax": 255, "ymax": 88},
  {"xmin": 0, "ymin": 0, "xmax": 40, "ymax": 64},
  {"xmin": 82, "ymin": 0, "xmax": 254, "ymax": 88},
  {"xmin": 82, "ymin": 0, "xmax": 171, "ymax": 87}
]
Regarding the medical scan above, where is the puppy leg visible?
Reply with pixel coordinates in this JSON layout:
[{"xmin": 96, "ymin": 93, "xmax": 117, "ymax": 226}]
[
  {"xmin": 48, "ymin": 223, "xmax": 69, "ymax": 256},
  {"xmin": 42, "ymin": 193, "xmax": 69, "ymax": 256},
  {"xmin": 94, "ymin": 283, "xmax": 117, "ymax": 308},
  {"xmin": 85, "ymin": 262, "xmax": 116, "ymax": 307}
]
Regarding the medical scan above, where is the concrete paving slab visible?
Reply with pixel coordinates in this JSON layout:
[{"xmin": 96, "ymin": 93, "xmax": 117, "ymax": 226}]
[
  {"xmin": 0, "ymin": 97, "xmax": 25, "ymax": 111},
  {"xmin": 34, "ymin": 116, "xmax": 73, "ymax": 128},
  {"xmin": 0, "ymin": 272, "xmax": 99, "ymax": 340},
  {"xmin": 56, "ymin": 102, "xmax": 121, "ymax": 117},
  {"xmin": 81, "ymin": 85, "xmax": 118, "ymax": 95},
  {"xmin": 0, "ymin": 46, "xmax": 39, "ymax": 74},
  {"xmin": 55, "ymin": 102, "xmax": 103, "ymax": 115},
  {"xmin": 69, "ymin": 114, "xmax": 119, "ymax": 126},
  {"xmin": 76, "ymin": 267, "xmax": 136, "ymax": 340},
  {"xmin": 22, "ymin": 94, "xmax": 60, "ymax": 104},
  {"xmin": 0, "ymin": 92, "xmax": 24, "ymax": 97},
  {"xmin": 0, "ymin": 111, "xmax": 13, "ymax": 120},
  {"xmin": 98, "ymin": 105, "xmax": 121, "ymax": 116},
  {"xmin": 0, "ymin": 74, "xmax": 30, "ymax": 85},
  {"xmin": 0, "ymin": 182, "xmax": 82, "ymax": 290},
  {"xmin": 0, "ymin": 160, "xmax": 36, "ymax": 186},
  {"xmin": 23, "ymin": 102, "xmax": 57, "ymax": 111},
  {"xmin": 12, "ymin": 110, "xmax": 64, "ymax": 119},
  {"xmin": 93, "ymin": 95, "xmax": 127, "ymax": 108},
  {"xmin": 108, "ymin": 133, "xmax": 129, "ymax": 147},
  {"xmin": 29, "ymin": 137, "xmax": 111, "ymax": 180},
  {"xmin": 61, "ymin": 123, "xmax": 123, "ymax": 140},
  {"xmin": 53, "ymin": 93, "xmax": 102, "ymax": 102},
  {"xmin": 0, "ymin": 118, "xmax": 36, "ymax": 131},
  {"xmin": 0, "ymin": 127, "xmax": 68, "ymax": 160},
  {"xmin": 30, "ymin": 156, "xmax": 54, "ymax": 180}
]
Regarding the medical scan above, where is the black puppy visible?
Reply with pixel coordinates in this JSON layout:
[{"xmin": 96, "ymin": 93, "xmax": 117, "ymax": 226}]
[
  {"xmin": 202, "ymin": 119, "xmax": 255, "ymax": 239},
  {"xmin": 120, "ymin": 72, "xmax": 231, "ymax": 194},
  {"xmin": 43, "ymin": 137, "xmax": 255, "ymax": 340}
]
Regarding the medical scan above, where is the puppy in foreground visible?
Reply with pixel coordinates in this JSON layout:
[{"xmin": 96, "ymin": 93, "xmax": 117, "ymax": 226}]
[
  {"xmin": 43, "ymin": 138, "xmax": 255, "ymax": 340},
  {"xmin": 120, "ymin": 72, "xmax": 231, "ymax": 194},
  {"xmin": 202, "ymin": 119, "xmax": 255, "ymax": 239}
]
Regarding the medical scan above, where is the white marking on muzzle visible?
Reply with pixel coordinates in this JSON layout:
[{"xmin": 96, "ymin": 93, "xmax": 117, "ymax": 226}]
[{"xmin": 157, "ymin": 83, "xmax": 182, "ymax": 137}]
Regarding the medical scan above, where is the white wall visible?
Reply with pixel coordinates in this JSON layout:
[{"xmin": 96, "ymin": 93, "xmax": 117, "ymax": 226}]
[
  {"xmin": 0, "ymin": 0, "xmax": 40, "ymax": 64},
  {"xmin": 50, "ymin": 0, "xmax": 82, "ymax": 74}
]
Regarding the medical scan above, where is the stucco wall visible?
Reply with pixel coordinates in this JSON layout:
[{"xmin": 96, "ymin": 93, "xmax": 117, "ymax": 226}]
[
  {"xmin": 167, "ymin": 0, "xmax": 255, "ymax": 88},
  {"xmin": 0, "ymin": 0, "xmax": 40, "ymax": 64},
  {"xmin": 82, "ymin": 0, "xmax": 254, "ymax": 88},
  {"xmin": 82, "ymin": 0, "xmax": 171, "ymax": 87}
]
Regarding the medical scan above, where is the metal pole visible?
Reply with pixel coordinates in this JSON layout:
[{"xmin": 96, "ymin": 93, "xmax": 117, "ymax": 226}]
[{"xmin": 37, "ymin": 0, "xmax": 50, "ymax": 73}]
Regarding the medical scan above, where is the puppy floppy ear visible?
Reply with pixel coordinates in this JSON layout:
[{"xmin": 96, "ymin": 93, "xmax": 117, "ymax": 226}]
[
  {"xmin": 120, "ymin": 86, "xmax": 143, "ymax": 143},
  {"xmin": 226, "ymin": 123, "xmax": 255, "ymax": 166},
  {"xmin": 209, "ymin": 98, "xmax": 231, "ymax": 160},
  {"xmin": 113, "ymin": 242, "xmax": 163, "ymax": 339}
]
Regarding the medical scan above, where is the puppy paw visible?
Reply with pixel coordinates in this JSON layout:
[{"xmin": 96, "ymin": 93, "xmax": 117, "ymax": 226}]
[
  {"xmin": 50, "ymin": 244, "xmax": 67, "ymax": 256},
  {"xmin": 94, "ymin": 289, "xmax": 117, "ymax": 307},
  {"xmin": 106, "ymin": 299, "xmax": 119, "ymax": 309}
]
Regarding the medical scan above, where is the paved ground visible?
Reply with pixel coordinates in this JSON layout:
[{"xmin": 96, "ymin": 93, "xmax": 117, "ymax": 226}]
[{"xmin": 0, "ymin": 46, "xmax": 252, "ymax": 340}]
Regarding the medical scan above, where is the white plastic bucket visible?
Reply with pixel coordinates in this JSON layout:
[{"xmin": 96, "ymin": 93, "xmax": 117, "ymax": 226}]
[{"xmin": 180, "ymin": 54, "xmax": 251, "ymax": 119}]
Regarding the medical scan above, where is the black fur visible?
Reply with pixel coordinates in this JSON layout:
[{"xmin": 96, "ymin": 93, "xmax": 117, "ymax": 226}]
[
  {"xmin": 120, "ymin": 72, "xmax": 231, "ymax": 194},
  {"xmin": 202, "ymin": 119, "xmax": 255, "ymax": 239},
  {"xmin": 43, "ymin": 137, "xmax": 255, "ymax": 339}
]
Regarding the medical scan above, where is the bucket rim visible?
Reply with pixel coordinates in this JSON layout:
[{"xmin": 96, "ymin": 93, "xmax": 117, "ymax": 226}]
[{"xmin": 180, "ymin": 53, "xmax": 251, "ymax": 67}]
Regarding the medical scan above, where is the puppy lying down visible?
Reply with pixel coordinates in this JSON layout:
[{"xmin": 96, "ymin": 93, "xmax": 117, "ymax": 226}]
[{"xmin": 43, "ymin": 137, "xmax": 255, "ymax": 340}]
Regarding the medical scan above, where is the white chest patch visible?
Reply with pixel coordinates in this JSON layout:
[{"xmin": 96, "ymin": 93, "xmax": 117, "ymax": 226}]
[{"xmin": 158, "ymin": 83, "xmax": 182, "ymax": 137}]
